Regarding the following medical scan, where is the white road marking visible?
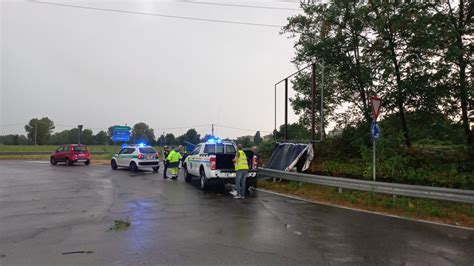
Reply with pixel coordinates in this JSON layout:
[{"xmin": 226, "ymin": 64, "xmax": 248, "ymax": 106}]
[{"xmin": 254, "ymin": 188, "xmax": 474, "ymax": 231}]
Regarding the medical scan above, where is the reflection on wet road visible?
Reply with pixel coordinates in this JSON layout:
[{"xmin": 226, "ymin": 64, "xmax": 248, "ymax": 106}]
[{"xmin": 0, "ymin": 161, "xmax": 472, "ymax": 265}]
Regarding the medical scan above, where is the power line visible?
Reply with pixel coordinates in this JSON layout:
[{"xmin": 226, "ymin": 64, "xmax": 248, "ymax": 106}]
[
  {"xmin": 182, "ymin": 1, "xmax": 301, "ymax": 11},
  {"xmin": 0, "ymin": 123, "xmax": 26, "ymax": 128},
  {"xmin": 155, "ymin": 124, "xmax": 211, "ymax": 131},
  {"xmin": 215, "ymin": 124, "xmax": 272, "ymax": 133},
  {"xmin": 29, "ymin": 1, "xmax": 284, "ymax": 28}
]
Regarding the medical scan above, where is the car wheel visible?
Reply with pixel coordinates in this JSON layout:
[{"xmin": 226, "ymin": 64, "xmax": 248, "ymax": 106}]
[
  {"xmin": 200, "ymin": 168, "xmax": 209, "ymax": 191},
  {"xmin": 84, "ymin": 160, "xmax": 90, "ymax": 166},
  {"xmin": 184, "ymin": 166, "xmax": 192, "ymax": 182},
  {"xmin": 111, "ymin": 159, "xmax": 118, "ymax": 170},
  {"xmin": 246, "ymin": 177, "xmax": 257, "ymax": 191},
  {"xmin": 130, "ymin": 161, "xmax": 138, "ymax": 172},
  {"xmin": 152, "ymin": 166, "xmax": 159, "ymax": 173},
  {"xmin": 50, "ymin": 157, "xmax": 57, "ymax": 166},
  {"xmin": 65, "ymin": 158, "xmax": 73, "ymax": 166}
]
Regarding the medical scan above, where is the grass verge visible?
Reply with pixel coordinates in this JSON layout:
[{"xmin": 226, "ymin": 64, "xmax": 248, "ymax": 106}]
[{"xmin": 258, "ymin": 180, "xmax": 474, "ymax": 228}]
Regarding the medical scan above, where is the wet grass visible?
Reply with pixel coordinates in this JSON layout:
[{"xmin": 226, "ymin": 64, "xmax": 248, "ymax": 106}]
[{"xmin": 258, "ymin": 180, "xmax": 474, "ymax": 228}]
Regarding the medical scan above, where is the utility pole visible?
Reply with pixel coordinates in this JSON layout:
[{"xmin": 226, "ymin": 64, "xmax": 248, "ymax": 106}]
[
  {"xmin": 311, "ymin": 63, "xmax": 316, "ymax": 141},
  {"xmin": 34, "ymin": 120, "xmax": 38, "ymax": 146},
  {"xmin": 78, "ymin": 125, "xmax": 83, "ymax": 144},
  {"xmin": 212, "ymin": 124, "xmax": 214, "ymax": 136},
  {"xmin": 320, "ymin": 60, "xmax": 325, "ymax": 141}
]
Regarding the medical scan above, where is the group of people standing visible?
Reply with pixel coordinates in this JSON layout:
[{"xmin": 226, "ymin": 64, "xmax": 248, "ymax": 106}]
[{"xmin": 161, "ymin": 144, "xmax": 254, "ymax": 199}]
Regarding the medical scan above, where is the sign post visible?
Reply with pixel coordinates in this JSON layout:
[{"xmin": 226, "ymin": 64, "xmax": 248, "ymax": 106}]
[
  {"xmin": 78, "ymin": 125, "xmax": 83, "ymax": 145},
  {"xmin": 370, "ymin": 97, "xmax": 382, "ymax": 182}
]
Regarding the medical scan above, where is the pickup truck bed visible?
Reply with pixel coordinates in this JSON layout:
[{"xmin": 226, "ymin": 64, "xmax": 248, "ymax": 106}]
[{"xmin": 214, "ymin": 150, "xmax": 255, "ymax": 171}]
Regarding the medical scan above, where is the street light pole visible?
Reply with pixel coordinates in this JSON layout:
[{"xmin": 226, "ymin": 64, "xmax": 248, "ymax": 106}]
[{"xmin": 34, "ymin": 120, "xmax": 37, "ymax": 146}]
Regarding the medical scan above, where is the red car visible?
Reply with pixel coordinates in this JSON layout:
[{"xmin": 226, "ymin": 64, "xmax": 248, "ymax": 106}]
[{"xmin": 50, "ymin": 144, "xmax": 91, "ymax": 166}]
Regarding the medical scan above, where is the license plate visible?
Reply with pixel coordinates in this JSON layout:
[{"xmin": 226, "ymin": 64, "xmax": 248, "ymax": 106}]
[
  {"xmin": 229, "ymin": 173, "xmax": 236, "ymax": 177},
  {"xmin": 147, "ymin": 155, "xmax": 154, "ymax": 160}
]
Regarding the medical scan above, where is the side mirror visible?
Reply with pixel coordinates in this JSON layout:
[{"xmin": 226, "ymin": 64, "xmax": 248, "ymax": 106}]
[{"xmin": 114, "ymin": 153, "xmax": 119, "ymax": 157}]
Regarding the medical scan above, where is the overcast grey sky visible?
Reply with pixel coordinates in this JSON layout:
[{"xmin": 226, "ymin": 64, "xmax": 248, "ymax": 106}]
[{"xmin": 1, "ymin": 0, "xmax": 302, "ymax": 139}]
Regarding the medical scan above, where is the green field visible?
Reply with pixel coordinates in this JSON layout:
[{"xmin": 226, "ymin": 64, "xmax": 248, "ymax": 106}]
[{"xmin": 0, "ymin": 145, "xmax": 165, "ymax": 160}]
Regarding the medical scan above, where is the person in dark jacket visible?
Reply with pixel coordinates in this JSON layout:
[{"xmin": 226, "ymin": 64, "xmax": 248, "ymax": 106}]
[{"xmin": 163, "ymin": 146, "xmax": 170, "ymax": 179}]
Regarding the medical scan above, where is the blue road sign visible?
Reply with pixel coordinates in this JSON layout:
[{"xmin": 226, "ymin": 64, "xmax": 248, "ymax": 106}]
[
  {"xmin": 112, "ymin": 126, "xmax": 131, "ymax": 142},
  {"xmin": 371, "ymin": 121, "xmax": 380, "ymax": 140}
]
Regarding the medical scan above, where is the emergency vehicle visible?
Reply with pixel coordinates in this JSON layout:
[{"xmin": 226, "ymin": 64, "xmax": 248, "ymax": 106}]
[
  {"xmin": 183, "ymin": 138, "xmax": 257, "ymax": 190},
  {"xmin": 111, "ymin": 144, "xmax": 160, "ymax": 172}
]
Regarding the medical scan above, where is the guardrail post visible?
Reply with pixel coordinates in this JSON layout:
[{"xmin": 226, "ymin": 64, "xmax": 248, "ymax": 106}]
[{"xmin": 338, "ymin": 187, "xmax": 342, "ymax": 194}]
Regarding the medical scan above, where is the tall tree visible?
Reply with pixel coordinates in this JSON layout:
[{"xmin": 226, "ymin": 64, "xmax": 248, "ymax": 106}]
[
  {"xmin": 437, "ymin": 0, "xmax": 473, "ymax": 145},
  {"xmin": 81, "ymin": 129, "xmax": 94, "ymax": 145},
  {"xmin": 176, "ymin": 129, "xmax": 201, "ymax": 145},
  {"xmin": 132, "ymin": 122, "xmax": 155, "ymax": 145},
  {"xmin": 94, "ymin": 131, "xmax": 109, "ymax": 145},
  {"xmin": 366, "ymin": 0, "xmax": 442, "ymax": 147},
  {"xmin": 283, "ymin": 1, "xmax": 373, "ymax": 128},
  {"xmin": 236, "ymin": 136, "xmax": 254, "ymax": 147},
  {"xmin": 157, "ymin": 134, "xmax": 166, "ymax": 146},
  {"xmin": 25, "ymin": 117, "xmax": 55, "ymax": 145},
  {"xmin": 254, "ymin": 131, "xmax": 263, "ymax": 145},
  {"xmin": 165, "ymin": 133, "xmax": 177, "ymax": 146}
]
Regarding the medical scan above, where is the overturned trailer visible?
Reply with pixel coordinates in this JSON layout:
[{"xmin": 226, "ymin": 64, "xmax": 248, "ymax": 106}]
[{"xmin": 266, "ymin": 143, "xmax": 314, "ymax": 173}]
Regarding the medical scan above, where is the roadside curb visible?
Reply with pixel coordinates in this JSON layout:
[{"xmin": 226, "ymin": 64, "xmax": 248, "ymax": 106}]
[{"xmin": 253, "ymin": 188, "xmax": 474, "ymax": 231}]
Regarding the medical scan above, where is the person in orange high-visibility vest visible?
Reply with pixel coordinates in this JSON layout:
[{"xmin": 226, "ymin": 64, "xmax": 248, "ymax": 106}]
[{"xmin": 232, "ymin": 144, "xmax": 249, "ymax": 199}]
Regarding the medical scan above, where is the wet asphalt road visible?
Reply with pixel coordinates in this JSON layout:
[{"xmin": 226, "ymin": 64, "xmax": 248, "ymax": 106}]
[{"xmin": 0, "ymin": 160, "xmax": 473, "ymax": 265}]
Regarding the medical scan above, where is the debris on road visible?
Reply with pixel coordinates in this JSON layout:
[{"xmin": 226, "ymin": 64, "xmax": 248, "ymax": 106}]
[
  {"xmin": 108, "ymin": 219, "xmax": 131, "ymax": 231},
  {"xmin": 62, "ymin": 251, "xmax": 94, "ymax": 255}
]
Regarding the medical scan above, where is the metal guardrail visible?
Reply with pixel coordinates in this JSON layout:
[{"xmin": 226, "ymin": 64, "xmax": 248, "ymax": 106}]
[
  {"xmin": 0, "ymin": 151, "xmax": 107, "ymax": 155},
  {"xmin": 258, "ymin": 168, "xmax": 474, "ymax": 204}
]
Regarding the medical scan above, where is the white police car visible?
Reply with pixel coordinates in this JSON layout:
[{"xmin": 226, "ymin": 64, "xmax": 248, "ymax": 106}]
[{"xmin": 111, "ymin": 144, "xmax": 160, "ymax": 172}]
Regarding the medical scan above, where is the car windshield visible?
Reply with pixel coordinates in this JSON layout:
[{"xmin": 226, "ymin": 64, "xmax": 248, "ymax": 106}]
[
  {"xmin": 73, "ymin": 146, "xmax": 87, "ymax": 151},
  {"xmin": 139, "ymin": 147, "xmax": 156, "ymax": 153},
  {"xmin": 225, "ymin": 144, "xmax": 236, "ymax": 154}
]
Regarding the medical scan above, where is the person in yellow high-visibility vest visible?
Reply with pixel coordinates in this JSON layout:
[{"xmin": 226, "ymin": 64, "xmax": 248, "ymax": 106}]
[
  {"xmin": 233, "ymin": 144, "xmax": 249, "ymax": 199},
  {"xmin": 167, "ymin": 146, "xmax": 183, "ymax": 180}
]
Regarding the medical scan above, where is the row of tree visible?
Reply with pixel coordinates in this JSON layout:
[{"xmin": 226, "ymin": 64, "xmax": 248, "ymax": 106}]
[
  {"xmin": 0, "ymin": 117, "xmax": 265, "ymax": 147},
  {"xmin": 284, "ymin": 0, "xmax": 472, "ymax": 147}
]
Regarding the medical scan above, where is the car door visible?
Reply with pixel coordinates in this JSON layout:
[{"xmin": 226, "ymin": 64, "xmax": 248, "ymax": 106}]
[
  {"xmin": 54, "ymin": 146, "xmax": 64, "ymax": 161},
  {"xmin": 124, "ymin": 148, "xmax": 135, "ymax": 166},
  {"xmin": 116, "ymin": 148, "xmax": 128, "ymax": 166},
  {"xmin": 188, "ymin": 144, "xmax": 201, "ymax": 176}
]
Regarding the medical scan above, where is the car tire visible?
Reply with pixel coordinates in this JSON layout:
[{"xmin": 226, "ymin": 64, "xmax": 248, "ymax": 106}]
[
  {"xmin": 200, "ymin": 168, "xmax": 209, "ymax": 191},
  {"xmin": 246, "ymin": 177, "xmax": 257, "ymax": 191},
  {"xmin": 184, "ymin": 166, "xmax": 192, "ymax": 182},
  {"xmin": 84, "ymin": 160, "xmax": 90, "ymax": 166},
  {"xmin": 153, "ymin": 166, "xmax": 159, "ymax": 173},
  {"xmin": 66, "ymin": 158, "xmax": 73, "ymax": 166},
  {"xmin": 50, "ymin": 157, "xmax": 57, "ymax": 166},
  {"xmin": 130, "ymin": 161, "xmax": 138, "ymax": 172},
  {"xmin": 111, "ymin": 159, "xmax": 118, "ymax": 170}
]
